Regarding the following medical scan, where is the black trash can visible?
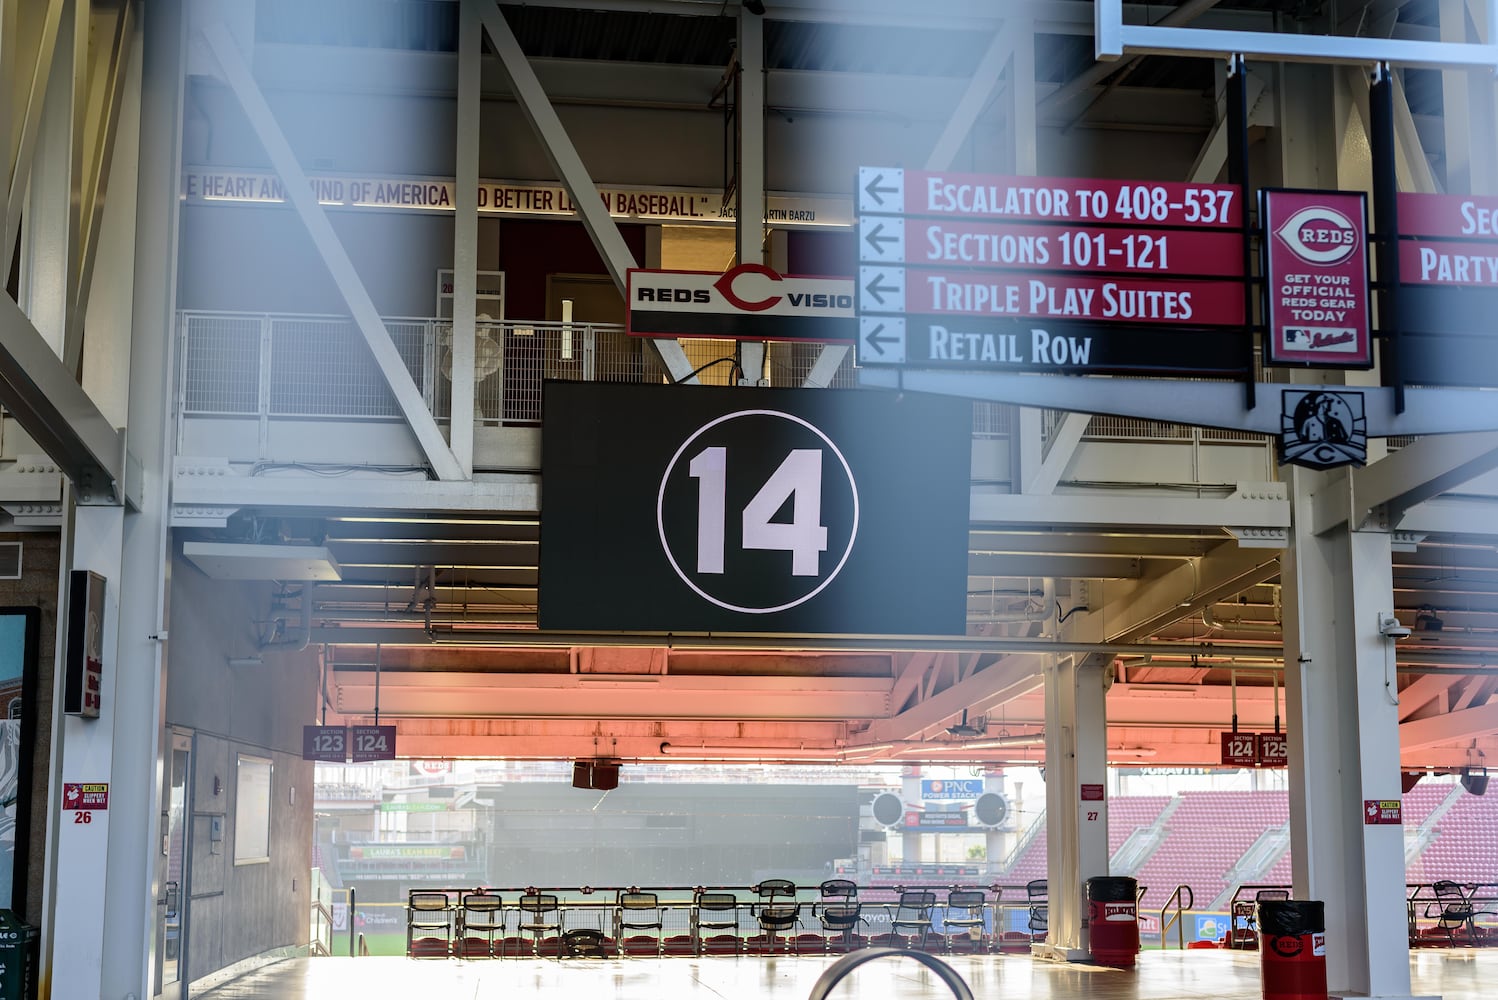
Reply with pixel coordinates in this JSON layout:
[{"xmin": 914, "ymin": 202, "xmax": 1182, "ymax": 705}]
[
  {"xmin": 0, "ymin": 910, "xmax": 38, "ymax": 1000},
  {"xmin": 1258, "ymin": 899, "xmax": 1326, "ymax": 1000},
  {"xmin": 1085, "ymin": 876, "xmax": 1139, "ymax": 967}
]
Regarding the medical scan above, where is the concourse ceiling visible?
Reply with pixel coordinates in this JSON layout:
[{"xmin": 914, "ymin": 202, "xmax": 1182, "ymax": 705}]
[{"xmin": 170, "ymin": 0, "xmax": 1497, "ymax": 771}]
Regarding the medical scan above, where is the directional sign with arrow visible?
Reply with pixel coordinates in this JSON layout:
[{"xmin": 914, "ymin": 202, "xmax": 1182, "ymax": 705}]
[
  {"xmin": 859, "ymin": 266, "xmax": 905, "ymax": 312},
  {"xmin": 858, "ymin": 166, "xmax": 904, "ymax": 213},
  {"xmin": 859, "ymin": 216, "xmax": 905, "ymax": 262},
  {"xmin": 859, "ymin": 318, "xmax": 906, "ymax": 365}
]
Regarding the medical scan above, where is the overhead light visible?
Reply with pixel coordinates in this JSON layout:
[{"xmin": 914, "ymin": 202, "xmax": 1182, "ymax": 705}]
[{"xmin": 657, "ymin": 742, "xmax": 836, "ymax": 760}]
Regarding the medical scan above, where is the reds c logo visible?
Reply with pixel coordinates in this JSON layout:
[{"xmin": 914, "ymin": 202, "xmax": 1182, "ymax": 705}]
[
  {"xmin": 713, "ymin": 263, "xmax": 786, "ymax": 311},
  {"xmin": 1276, "ymin": 206, "xmax": 1359, "ymax": 265}
]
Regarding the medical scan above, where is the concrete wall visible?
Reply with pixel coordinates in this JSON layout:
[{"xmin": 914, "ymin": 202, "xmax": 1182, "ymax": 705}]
[{"xmin": 164, "ymin": 544, "xmax": 316, "ymax": 985}]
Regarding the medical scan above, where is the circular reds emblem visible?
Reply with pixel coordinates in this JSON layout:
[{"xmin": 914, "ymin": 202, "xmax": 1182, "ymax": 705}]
[
  {"xmin": 1271, "ymin": 934, "xmax": 1304, "ymax": 958},
  {"xmin": 1276, "ymin": 206, "xmax": 1359, "ymax": 265}
]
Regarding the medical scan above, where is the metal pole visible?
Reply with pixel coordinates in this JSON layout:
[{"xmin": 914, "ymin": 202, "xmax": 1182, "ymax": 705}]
[
  {"xmin": 1369, "ymin": 63, "xmax": 1405, "ymax": 413},
  {"xmin": 349, "ymin": 886, "xmax": 357, "ymax": 956},
  {"xmin": 1226, "ymin": 54, "xmax": 1255, "ymax": 409}
]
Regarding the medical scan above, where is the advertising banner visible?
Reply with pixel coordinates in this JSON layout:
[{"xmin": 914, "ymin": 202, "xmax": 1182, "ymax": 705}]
[
  {"xmin": 920, "ymin": 778, "xmax": 983, "ymax": 800},
  {"xmin": 1261, "ymin": 189, "xmax": 1372, "ymax": 367}
]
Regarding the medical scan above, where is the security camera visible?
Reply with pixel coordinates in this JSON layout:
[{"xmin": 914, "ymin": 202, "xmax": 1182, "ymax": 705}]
[{"xmin": 1378, "ymin": 614, "xmax": 1412, "ymax": 639}]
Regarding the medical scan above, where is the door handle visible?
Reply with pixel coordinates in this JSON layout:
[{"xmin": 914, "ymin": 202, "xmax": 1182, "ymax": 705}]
[{"xmin": 160, "ymin": 880, "xmax": 180, "ymax": 918}]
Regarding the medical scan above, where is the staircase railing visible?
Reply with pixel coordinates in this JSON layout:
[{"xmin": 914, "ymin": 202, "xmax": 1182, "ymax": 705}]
[{"xmin": 1160, "ymin": 884, "xmax": 1195, "ymax": 950}]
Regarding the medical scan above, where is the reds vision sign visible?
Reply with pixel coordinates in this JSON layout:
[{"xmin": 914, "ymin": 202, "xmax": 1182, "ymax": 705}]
[{"xmin": 627, "ymin": 264, "xmax": 856, "ymax": 343}]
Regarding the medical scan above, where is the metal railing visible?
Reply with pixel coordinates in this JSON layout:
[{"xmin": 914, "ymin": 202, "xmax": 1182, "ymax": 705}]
[
  {"xmin": 177, "ymin": 311, "xmax": 867, "ymax": 430},
  {"xmin": 1160, "ymin": 883, "xmax": 1195, "ymax": 950}
]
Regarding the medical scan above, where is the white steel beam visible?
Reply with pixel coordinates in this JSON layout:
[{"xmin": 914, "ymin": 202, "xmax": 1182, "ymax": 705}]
[
  {"xmin": 65, "ymin": 0, "xmax": 136, "ymax": 375},
  {"xmin": 332, "ymin": 671, "xmax": 891, "ymax": 722},
  {"xmin": 450, "ymin": 1, "xmax": 481, "ymax": 476},
  {"xmin": 925, "ymin": 24, "xmax": 1010, "ymax": 172},
  {"xmin": 1025, "ymin": 411, "xmax": 1088, "ymax": 495},
  {"xmin": 1044, "ymin": 0, "xmax": 1220, "ymax": 114},
  {"xmin": 474, "ymin": 0, "xmax": 697, "ymax": 384},
  {"xmin": 972, "ymin": 486, "xmax": 1289, "ymax": 530},
  {"xmin": 475, "ymin": 1, "xmax": 634, "ymax": 295},
  {"xmin": 1, "ymin": 0, "xmax": 63, "ymax": 282},
  {"xmin": 0, "ymin": 295, "xmax": 122, "ymax": 502},
  {"xmin": 172, "ymin": 465, "xmax": 539, "ymax": 514},
  {"xmin": 1101, "ymin": 544, "xmax": 1282, "ymax": 643},
  {"xmin": 860, "ymin": 368, "xmax": 1498, "ymax": 437},
  {"xmin": 18, "ymin": 0, "xmax": 79, "ymax": 358},
  {"xmin": 862, "ymin": 654, "xmax": 1042, "ymax": 744},
  {"xmin": 1400, "ymin": 496, "xmax": 1498, "ymax": 535},
  {"xmin": 1399, "ymin": 699, "xmax": 1498, "ymax": 750},
  {"xmin": 200, "ymin": 24, "xmax": 464, "ymax": 481},
  {"xmin": 1314, "ymin": 432, "xmax": 1498, "ymax": 534}
]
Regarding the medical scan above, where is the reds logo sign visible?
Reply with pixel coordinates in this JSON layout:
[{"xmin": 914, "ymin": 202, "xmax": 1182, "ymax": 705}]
[{"xmin": 1276, "ymin": 206, "xmax": 1359, "ymax": 265}]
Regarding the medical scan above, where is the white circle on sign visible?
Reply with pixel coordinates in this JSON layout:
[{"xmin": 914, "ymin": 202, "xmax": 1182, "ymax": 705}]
[
  {"xmin": 656, "ymin": 409, "xmax": 859, "ymax": 614},
  {"xmin": 1275, "ymin": 206, "xmax": 1359, "ymax": 265}
]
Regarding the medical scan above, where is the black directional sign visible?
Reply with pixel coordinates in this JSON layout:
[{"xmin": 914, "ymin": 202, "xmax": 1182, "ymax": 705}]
[{"xmin": 540, "ymin": 381, "xmax": 970, "ymax": 635}]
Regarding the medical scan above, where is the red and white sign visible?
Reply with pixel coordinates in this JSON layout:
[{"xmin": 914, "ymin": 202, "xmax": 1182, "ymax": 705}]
[
  {"xmin": 887, "ymin": 268, "xmax": 1244, "ymax": 325},
  {"xmin": 627, "ymin": 264, "xmax": 855, "ymax": 342},
  {"xmin": 1398, "ymin": 240, "xmax": 1498, "ymax": 287},
  {"xmin": 1220, "ymin": 732, "xmax": 1258, "ymax": 767},
  {"xmin": 412, "ymin": 760, "xmax": 453, "ymax": 776},
  {"xmin": 1257, "ymin": 732, "xmax": 1288, "ymax": 768},
  {"xmin": 1262, "ymin": 189, "xmax": 1372, "ymax": 368},
  {"xmin": 860, "ymin": 217, "xmax": 1245, "ymax": 276},
  {"xmin": 858, "ymin": 167, "xmax": 1242, "ymax": 228},
  {"xmin": 1398, "ymin": 192, "xmax": 1498, "ymax": 240},
  {"xmin": 63, "ymin": 783, "xmax": 109, "ymax": 810},
  {"xmin": 350, "ymin": 725, "xmax": 397, "ymax": 763},
  {"xmin": 1080, "ymin": 784, "xmax": 1105, "ymax": 801},
  {"xmin": 1364, "ymin": 799, "xmax": 1403, "ymax": 825}
]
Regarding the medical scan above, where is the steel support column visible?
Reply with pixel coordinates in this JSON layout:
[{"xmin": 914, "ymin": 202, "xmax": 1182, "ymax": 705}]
[
  {"xmin": 450, "ymin": 0, "xmax": 481, "ymax": 475},
  {"xmin": 40, "ymin": 0, "xmax": 176, "ymax": 996},
  {"xmin": 735, "ymin": 5, "xmax": 766, "ymax": 385},
  {"xmin": 1037, "ymin": 653, "xmax": 1109, "ymax": 962},
  {"xmin": 1282, "ymin": 466, "xmax": 1420, "ymax": 1000}
]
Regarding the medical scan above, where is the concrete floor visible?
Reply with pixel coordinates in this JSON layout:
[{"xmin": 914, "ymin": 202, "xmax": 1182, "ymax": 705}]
[{"xmin": 199, "ymin": 948, "xmax": 1495, "ymax": 1000}]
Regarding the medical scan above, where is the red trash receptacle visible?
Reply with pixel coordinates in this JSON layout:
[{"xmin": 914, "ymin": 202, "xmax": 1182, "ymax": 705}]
[
  {"xmin": 1086, "ymin": 876, "xmax": 1140, "ymax": 967},
  {"xmin": 1258, "ymin": 900, "xmax": 1327, "ymax": 1000}
]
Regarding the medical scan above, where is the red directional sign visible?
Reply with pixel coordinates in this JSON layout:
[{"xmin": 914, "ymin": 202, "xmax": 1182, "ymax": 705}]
[
  {"xmin": 1397, "ymin": 192, "xmax": 1498, "ymax": 240},
  {"xmin": 859, "ymin": 217, "xmax": 1245, "ymax": 276},
  {"xmin": 862, "ymin": 266, "xmax": 1244, "ymax": 326},
  {"xmin": 858, "ymin": 167, "xmax": 1242, "ymax": 228}
]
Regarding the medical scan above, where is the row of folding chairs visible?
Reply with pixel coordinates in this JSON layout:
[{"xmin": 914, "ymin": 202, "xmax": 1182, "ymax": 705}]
[{"xmin": 406, "ymin": 880, "xmax": 1051, "ymax": 958}]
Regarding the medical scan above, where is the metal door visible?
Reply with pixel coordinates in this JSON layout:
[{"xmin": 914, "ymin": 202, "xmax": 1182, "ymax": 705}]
[{"xmin": 154, "ymin": 732, "xmax": 192, "ymax": 997}]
